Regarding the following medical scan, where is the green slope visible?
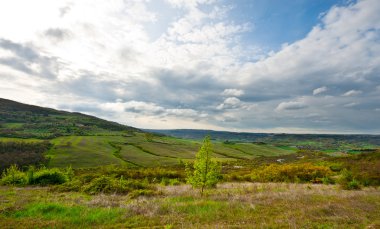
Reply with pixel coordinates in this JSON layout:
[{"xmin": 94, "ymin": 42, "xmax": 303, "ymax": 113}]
[
  {"xmin": 41, "ymin": 133, "xmax": 294, "ymax": 168},
  {"xmin": 0, "ymin": 98, "xmax": 138, "ymax": 139},
  {"xmin": 0, "ymin": 98, "xmax": 296, "ymax": 169}
]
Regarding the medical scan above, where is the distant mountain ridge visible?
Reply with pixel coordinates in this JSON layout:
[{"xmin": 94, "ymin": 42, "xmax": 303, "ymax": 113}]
[
  {"xmin": 0, "ymin": 98, "xmax": 139, "ymax": 139},
  {"xmin": 146, "ymin": 129, "xmax": 380, "ymax": 147}
]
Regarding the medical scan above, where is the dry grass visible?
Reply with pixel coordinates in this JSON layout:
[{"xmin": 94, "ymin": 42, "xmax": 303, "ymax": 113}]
[{"xmin": 0, "ymin": 183, "xmax": 379, "ymax": 228}]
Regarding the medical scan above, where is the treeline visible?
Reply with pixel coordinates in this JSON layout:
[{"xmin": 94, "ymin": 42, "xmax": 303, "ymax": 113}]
[{"xmin": 0, "ymin": 141, "xmax": 51, "ymax": 171}]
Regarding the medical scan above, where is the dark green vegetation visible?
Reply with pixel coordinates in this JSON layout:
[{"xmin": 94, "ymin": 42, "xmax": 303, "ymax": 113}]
[
  {"xmin": 0, "ymin": 98, "xmax": 379, "ymax": 228},
  {"xmin": 0, "ymin": 141, "xmax": 51, "ymax": 171},
  {"xmin": 0, "ymin": 98, "xmax": 137, "ymax": 139}
]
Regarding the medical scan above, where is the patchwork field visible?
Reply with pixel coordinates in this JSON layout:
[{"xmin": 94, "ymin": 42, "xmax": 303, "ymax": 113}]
[
  {"xmin": 40, "ymin": 133, "xmax": 297, "ymax": 168},
  {"xmin": 47, "ymin": 136, "xmax": 127, "ymax": 168},
  {"xmin": 0, "ymin": 133, "xmax": 297, "ymax": 169}
]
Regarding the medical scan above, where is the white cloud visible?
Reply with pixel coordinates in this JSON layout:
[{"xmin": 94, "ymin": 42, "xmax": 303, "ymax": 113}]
[
  {"xmin": 344, "ymin": 102, "xmax": 358, "ymax": 107},
  {"xmin": 342, "ymin": 90, "xmax": 362, "ymax": 97},
  {"xmin": 276, "ymin": 101, "xmax": 308, "ymax": 111},
  {"xmin": 221, "ymin": 89, "xmax": 244, "ymax": 97},
  {"xmin": 217, "ymin": 97, "xmax": 241, "ymax": 110},
  {"xmin": 216, "ymin": 97, "xmax": 256, "ymax": 110},
  {"xmin": 313, "ymin": 86, "xmax": 328, "ymax": 95}
]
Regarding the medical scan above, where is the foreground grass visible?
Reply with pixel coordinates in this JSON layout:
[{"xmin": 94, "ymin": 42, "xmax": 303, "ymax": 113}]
[{"xmin": 0, "ymin": 183, "xmax": 379, "ymax": 228}]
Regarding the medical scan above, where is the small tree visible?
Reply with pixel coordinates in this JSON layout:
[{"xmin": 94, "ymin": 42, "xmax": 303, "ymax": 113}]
[{"xmin": 186, "ymin": 136, "xmax": 221, "ymax": 195}]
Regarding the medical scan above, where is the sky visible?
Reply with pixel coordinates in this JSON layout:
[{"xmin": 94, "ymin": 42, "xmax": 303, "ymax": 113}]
[{"xmin": 0, "ymin": 0, "xmax": 379, "ymax": 134}]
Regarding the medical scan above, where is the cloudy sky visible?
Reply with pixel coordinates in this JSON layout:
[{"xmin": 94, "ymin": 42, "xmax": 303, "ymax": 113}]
[{"xmin": 0, "ymin": 0, "xmax": 379, "ymax": 134}]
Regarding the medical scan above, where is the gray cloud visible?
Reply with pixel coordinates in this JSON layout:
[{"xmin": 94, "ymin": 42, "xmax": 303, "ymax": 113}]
[
  {"xmin": 44, "ymin": 28, "xmax": 71, "ymax": 41},
  {"xmin": 0, "ymin": 38, "xmax": 59, "ymax": 79},
  {"xmin": 313, "ymin": 86, "xmax": 328, "ymax": 95},
  {"xmin": 276, "ymin": 101, "xmax": 308, "ymax": 111}
]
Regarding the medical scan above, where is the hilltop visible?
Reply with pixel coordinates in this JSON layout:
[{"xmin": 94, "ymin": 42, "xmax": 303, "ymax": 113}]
[{"xmin": 0, "ymin": 98, "xmax": 138, "ymax": 139}]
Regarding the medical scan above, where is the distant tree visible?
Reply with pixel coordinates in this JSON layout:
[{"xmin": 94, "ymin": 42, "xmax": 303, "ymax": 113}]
[
  {"xmin": 186, "ymin": 136, "xmax": 221, "ymax": 195},
  {"xmin": 144, "ymin": 133, "xmax": 154, "ymax": 142}
]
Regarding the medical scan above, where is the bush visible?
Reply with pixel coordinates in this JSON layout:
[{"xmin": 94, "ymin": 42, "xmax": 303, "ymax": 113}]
[
  {"xmin": 321, "ymin": 177, "xmax": 335, "ymax": 185},
  {"xmin": 53, "ymin": 179, "xmax": 82, "ymax": 192},
  {"xmin": 82, "ymin": 176, "xmax": 151, "ymax": 195},
  {"xmin": 338, "ymin": 169, "xmax": 361, "ymax": 190},
  {"xmin": 169, "ymin": 178, "xmax": 181, "ymax": 186},
  {"xmin": 249, "ymin": 163, "xmax": 332, "ymax": 183},
  {"xmin": 347, "ymin": 179, "xmax": 361, "ymax": 190},
  {"xmin": 1, "ymin": 165, "xmax": 27, "ymax": 185},
  {"xmin": 33, "ymin": 168, "xmax": 68, "ymax": 185},
  {"xmin": 160, "ymin": 178, "xmax": 181, "ymax": 186}
]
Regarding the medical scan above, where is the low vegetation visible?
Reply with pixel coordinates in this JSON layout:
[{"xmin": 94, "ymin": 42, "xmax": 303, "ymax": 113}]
[
  {"xmin": 0, "ymin": 183, "xmax": 379, "ymax": 228},
  {"xmin": 0, "ymin": 141, "xmax": 51, "ymax": 171}
]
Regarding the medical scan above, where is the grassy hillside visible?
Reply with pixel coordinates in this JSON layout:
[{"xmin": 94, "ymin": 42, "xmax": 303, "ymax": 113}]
[
  {"xmin": 0, "ymin": 98, "xmax": 138, "ymax": 139},
  {"xmin": 43, "ymin": 133, "xmax": 294, "ymax": 168}
]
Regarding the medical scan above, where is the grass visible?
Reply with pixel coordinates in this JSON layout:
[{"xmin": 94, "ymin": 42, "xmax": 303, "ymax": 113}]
[
  {"xmin": 118, "ymin": 144, "xmax": 179, "ymax": 167},
  {"xmin": 4, "ymin": 131, "xmax": 376, "ymax": 170},
  {"xmin": 224, "ymin": 142, "xmax": 294, "ymax": 157},
  {"xmin": 47, "ymin": 136, "xmax": 127, "ymax": 168},
  {"xmin": 0, "ymin": 183, "xmax": 379, "ymax": 228},
  {"xmin": 2, "ymin": 123, "xmax": 24, "ymax": 128},
  {"xmin": 0, "ymin": 137, "xmax": 43, "ymax": 143},
  {"xmin": 45, "ymin": 134, "xmax": 298, "ymax": 168},
  {"xmin": 13, "ymin": 202, "xmax": 124, "ymax": 225}
]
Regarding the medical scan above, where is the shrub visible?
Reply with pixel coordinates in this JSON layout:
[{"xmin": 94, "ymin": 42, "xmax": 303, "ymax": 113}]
[
  {"xmin": 321, "ymin": 177, "xmax": 335, "ymax": 185},
  {"xmin": 338, "ymin": 169, "xmax": 361, "ymax": 190},
  {"xmin": 160, "ymin": 177, "xmax": 170, "ymax": 186},
  {"xmin": 65, "ymin": 166, "xmax": 74, "ymax": 181},
  {"xmin": 33, "ymin": 168, "xmax": 68, "ymax": 185},
  {"xmin": 169, "ymin": 178, "xmax": 181, "ymax": 186},
  {"xmin": 53, "ymin": 179, "xmax": 83, "ymax": 192},
  {"xmin": 82, "ymin": 176, "xmax": 151, "ymax": 195},
  {"xmin": 1, "ymin": 164, "xmax": 27, "ymax": 185},
  {"xmin": 347, "ymin": 179, "xmax": 361, "ymax": 190},
  {"xmin": 249, "ymin": 163, "xmax": 332, "ymax": 183},
  {"xmin": 26, "ymin": 166, "xmax": 35, "ymax": 184},
  {"xmin": 160, "ymin": 178, "xmax": 181, "ymax": 186}
]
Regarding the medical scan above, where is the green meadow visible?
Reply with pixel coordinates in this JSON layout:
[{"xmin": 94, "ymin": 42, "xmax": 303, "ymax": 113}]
[{"xmin": 43, "ymin": 133, "xmax": 295, "ymax": 168}]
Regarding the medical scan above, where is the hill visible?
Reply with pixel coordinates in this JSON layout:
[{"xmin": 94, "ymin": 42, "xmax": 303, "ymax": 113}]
[
  {"xmin": 147, "ymin": 129, "xmax": 380, "ymax": 152},
  {"xmin": 0, "ymin": 98, "xmax": 138, "ymax": 139}
]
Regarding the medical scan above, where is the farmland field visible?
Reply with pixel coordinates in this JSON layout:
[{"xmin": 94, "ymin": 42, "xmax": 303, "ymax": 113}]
[
  {"xmin": 47, "ymin": 136, "xmax": 127, "ymax": 168},
  {"xmin": 37, "ymin": 133, "xmax": 297, "ymax": 168}
]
